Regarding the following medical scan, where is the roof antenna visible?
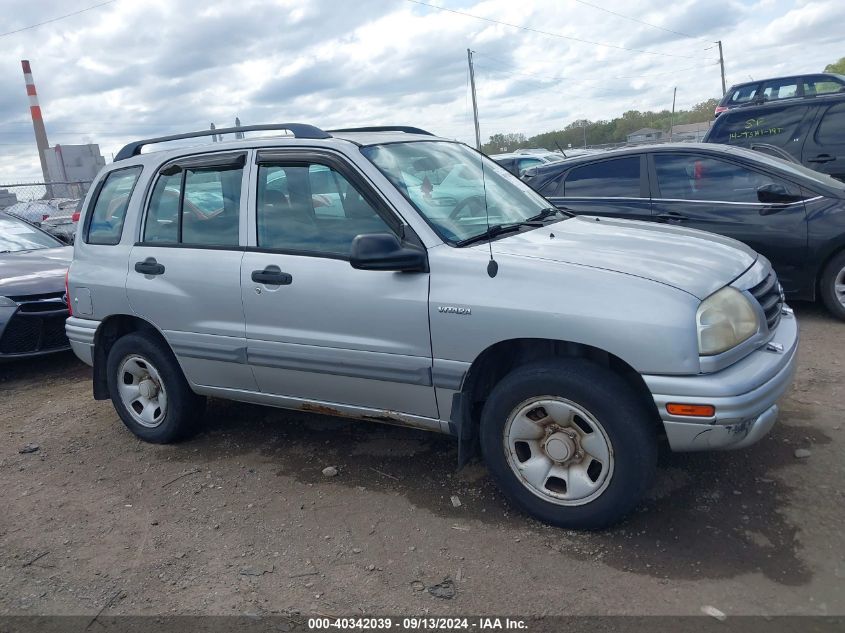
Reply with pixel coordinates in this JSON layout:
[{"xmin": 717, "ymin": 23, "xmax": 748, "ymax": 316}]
[{"xmin": 468, "ymin": 48, "xmax": 497, "ymax": 278}]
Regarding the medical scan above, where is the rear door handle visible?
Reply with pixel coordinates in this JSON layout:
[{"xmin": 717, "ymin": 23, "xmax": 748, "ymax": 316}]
[
  {"xmin": 134, "ymin": 257, "xmax": 165, "ymax": 275},
  {"xmin": 251, "ymin": 265, "xmax": 292, "ymax": 285},
  {"xmin": 656, "ymin": 211, "xmax": 688, "ymax": 223},
  {"xmin": 808, "ymin": 154, "xmax": 835, "ymax": 163}
]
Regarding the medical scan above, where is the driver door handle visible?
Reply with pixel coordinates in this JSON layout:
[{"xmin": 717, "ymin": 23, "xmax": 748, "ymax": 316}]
[
  {"xmin": 134, "ymin": 257, "xmax": 165, "ymax": 275},
  {"xmin": 251, "ymin": 266, "xmax": 292, "ymax": 286},
  {"xmin": 808, "ymin": 154, "xmax": 835, "ymax": 163},
  {"xmin": 656, "ymin": 211, "xmax": 688, "ymax": 223}
]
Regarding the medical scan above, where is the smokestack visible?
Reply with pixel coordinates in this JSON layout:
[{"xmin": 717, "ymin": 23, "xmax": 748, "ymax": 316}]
[{"xmin": 21, "ymin": 60, "xmax": 51, "ymax": 186}]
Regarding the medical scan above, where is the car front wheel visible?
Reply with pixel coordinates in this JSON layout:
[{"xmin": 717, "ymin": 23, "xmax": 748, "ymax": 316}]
[{"xmin": 480, "ymin": 359, "xmax": 657, "ymax": 529}]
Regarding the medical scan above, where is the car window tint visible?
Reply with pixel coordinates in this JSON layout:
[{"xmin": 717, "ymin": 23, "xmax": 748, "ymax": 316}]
[
  {"xmin": 729, "ymin": 84, "xmax": 759, "ymax": 105},
  {"xmin": 144, "ymin": 164, "xmax": 243, "ymax": 246},
  {"xmin": 708, "ymin": 106, "xmax": 809, "ymax": 147},
  {"xmin": 86, "ymin": 167, "xmax": 142, "ymax": 245},
  {"xmin": 654, "ymin": 154, "xmax": 798, "ymax": 203},
  {"xmin": 803, "ymin": 75, "xmax": 845, "ymax": 96},
  {"xmin": 564, "ymin": 157, "xmax": 640, "ymax": 197},
  {"xmin": 761, "ymin": 78, "xmax": 799, "ymax": 101},
  {"xmin": 181, "ymin": 167, "xmax": 242, "ymax": 246},
  {"xmin": 257, "ymin": 163, "xmax": 394, "ymax": 257},
  {"xmin": 815, "ymin": 103, "xmax": 845, "ymax": 146}
]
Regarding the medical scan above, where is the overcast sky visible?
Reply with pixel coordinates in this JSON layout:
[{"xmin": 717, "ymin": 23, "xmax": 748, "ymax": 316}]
[{"xmin": 0, "ymin": 0, "xmax": 842, "ymax": 182}]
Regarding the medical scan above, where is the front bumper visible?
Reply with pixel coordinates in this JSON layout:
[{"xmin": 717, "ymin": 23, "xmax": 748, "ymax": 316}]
[{"xmin": 643, "ymin": 308, "xmax": 798, "ymax": 451}]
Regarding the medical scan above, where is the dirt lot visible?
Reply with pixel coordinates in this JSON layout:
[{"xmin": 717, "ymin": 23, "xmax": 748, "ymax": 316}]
[{"xmin": 0, "ymin": 303, "xmax": 843, "ymax": 619}]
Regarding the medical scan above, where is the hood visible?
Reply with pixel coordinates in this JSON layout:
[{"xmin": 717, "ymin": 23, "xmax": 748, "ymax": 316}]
[
  {"xmin": 492, "ymin": 216, "xmax": 756, "ymax": 299},
  {"xmin": 0, "ymin": 247, "xmax": 73, "ymax": 298}
]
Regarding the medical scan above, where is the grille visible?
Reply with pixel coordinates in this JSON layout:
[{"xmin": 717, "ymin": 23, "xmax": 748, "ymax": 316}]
[
  {"xmin": 748, "ymin": 271, "xmax": 783, "ymax": 332},
  {"xmin": 0, "ymin": 297, "xmax": 69, "ymax": 354}
]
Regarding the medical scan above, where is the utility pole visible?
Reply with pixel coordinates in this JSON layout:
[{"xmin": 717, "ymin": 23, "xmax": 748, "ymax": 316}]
[
  {"xmin": 669, "ymin": 87, "xmax": 677, "ymax": 141},
  {"xmin": 467, "ymin": 48, "xmax": 481, "ymax": 150},
  {"xmin": 582, "ymin": 123, "xmax": 587, "ymax": 148},
  {"xmin": 717, "ymin": 40, "xmax": 727, "ymax": 96}
]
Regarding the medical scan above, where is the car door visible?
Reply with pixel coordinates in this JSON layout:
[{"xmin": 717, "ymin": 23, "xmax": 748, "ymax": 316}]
[
  {"xmin": 802, "ymin": 101, "xmax": 845, "ymax": 181},
  {"xmin": 240, "ymin": 149, "xmax": 437, "ymax": 419},
  {"xmin": 648, "ymin": 152, "xmax": 809, "ymax": 293},
  {"xmin": 543, "ymin": 155, "xmax": 653, "ymax": 221},
  {"xmin": 125, "ymin": 151, "xmax": 256, "ymax": 391}
]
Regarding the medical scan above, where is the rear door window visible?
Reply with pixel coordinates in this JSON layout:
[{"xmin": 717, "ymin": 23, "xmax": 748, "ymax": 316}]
[
  {"xmin": 143, "ymin": 160, "xmax": 243, "ymax": 247},
  {"xmin": 761, "ymin": 77, "xmax": 800, "ymax": 101},
  {"xmin": 564, "ymin": 157, "xmax": 641, "ymax": 197},
  {"xmin": 85, "ymin": 167, "xmax": 142, "ymax": 245}
]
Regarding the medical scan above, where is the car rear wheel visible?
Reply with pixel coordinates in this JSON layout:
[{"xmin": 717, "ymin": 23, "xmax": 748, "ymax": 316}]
[
  {"xmin": 479, "ymin": 359, "xmax": 657, "ymax": 529},
  {"xmin": 820, "ymin": 251, "xmax": 845, "ymax": 321},
  {"xmin": 107, "ymin": 332, "xmax": 205, "ymax": 443}
]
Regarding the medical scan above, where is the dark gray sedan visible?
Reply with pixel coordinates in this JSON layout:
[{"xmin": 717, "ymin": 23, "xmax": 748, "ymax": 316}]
[{"xmin": 0, "ymin": 212, "xmax": 73, "ymax": 359}]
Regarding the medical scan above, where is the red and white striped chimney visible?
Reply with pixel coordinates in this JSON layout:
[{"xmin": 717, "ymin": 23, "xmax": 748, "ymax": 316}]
[{"xmin": 21, "ymin": 60, "xmax": 52, "ymax": 185}]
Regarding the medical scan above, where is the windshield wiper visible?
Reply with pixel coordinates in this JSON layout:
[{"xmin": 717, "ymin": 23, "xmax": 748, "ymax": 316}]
[
  {"xmin": 526, "ymin": 206, "xmax": 573, "ymax": 222},
  {"xmin": 455, "ymin": 221, "xmax": 540, "ymax": 247}
]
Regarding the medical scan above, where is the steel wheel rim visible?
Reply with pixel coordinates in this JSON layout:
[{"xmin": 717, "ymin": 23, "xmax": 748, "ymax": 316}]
[
  {"xmin": 117, "ymin": 355, "xmax": 168, "ymax": 428},
  {"xmin": 503, "ymin": 396, "xmax": 614, "ymax": 506},
  {"xmin": 835, "ymin": 266, "xmax": 845, "ymax": 308}
]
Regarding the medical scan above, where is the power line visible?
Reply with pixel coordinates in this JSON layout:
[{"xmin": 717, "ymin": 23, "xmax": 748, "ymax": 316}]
[
  {"xmin": 473, "ymin": 51, "xmax": 718, "ymax": 82},
  {"xmin": 404, "ymin": 0, "xmax": 704, "ymax": 60},
  {"xmin": 571, "ymin": 0, "xmax": 699, "ymax": 39},
  {"xmin": 0, "ymin": 0, "xmax": 119, "ymax": 38}
]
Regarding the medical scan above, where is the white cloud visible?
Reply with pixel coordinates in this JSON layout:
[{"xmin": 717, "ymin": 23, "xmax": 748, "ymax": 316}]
[{"xmin": 0, "ymin": 0, "xmax": 841, "ymax": 181}]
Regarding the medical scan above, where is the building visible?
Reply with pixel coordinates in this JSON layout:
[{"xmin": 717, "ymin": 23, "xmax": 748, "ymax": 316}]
[
  {"xmin": 670, "ymin": 121, "xmax": 712, "ymax": 142},
  {"xmin": 626, "ymin": 128, "xmax": 665, "ymax": 144},
  {"xmin": 43, "ymin": 144, "xmax": 106, "ymax": 197}
]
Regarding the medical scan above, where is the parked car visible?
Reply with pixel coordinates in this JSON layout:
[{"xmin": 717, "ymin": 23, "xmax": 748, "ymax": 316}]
[
  {"xmin": 490, "ymin": 151, "xmax": 564, "ymax": 177},
  {"xmin": 705, "ymin": 92, "xmax": 845, "ymax": 181},
  {"xmin": 714, "ymin": 73, "xmax": 845, "ymax": 116},
  {"xmin": 5, "ymin": 198, "xmax": 80, "ymax": 244},
  {"xmin": 522, "ymin": 143, "xmax": 845, "ymax": 319},
  {"xmin": 66, "ymin": 123, "xmax": 797, "ymax": 529},
  {"xmin": 0, "ymin": 212, "xmax": 72, "ymax": 359}
]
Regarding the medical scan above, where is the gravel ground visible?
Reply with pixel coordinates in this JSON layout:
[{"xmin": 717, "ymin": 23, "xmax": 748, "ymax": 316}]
[{"xmin": 0, "ymin": 302, "xmax": 843, "ymax": 618}]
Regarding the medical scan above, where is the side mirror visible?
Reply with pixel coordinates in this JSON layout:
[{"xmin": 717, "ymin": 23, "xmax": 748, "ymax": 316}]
[
  {"xmin": 757, "ymin": 183, "xmax": 801, "ymax": 204},
  {"xmin": 350, "ymin": 233, "xmax": 428, "ymax": 273}
]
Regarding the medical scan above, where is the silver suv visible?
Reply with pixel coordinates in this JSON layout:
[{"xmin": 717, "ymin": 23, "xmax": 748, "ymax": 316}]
[{"xmin": 66, "ymin": 124, "xmax": 798, "ymax": 529}]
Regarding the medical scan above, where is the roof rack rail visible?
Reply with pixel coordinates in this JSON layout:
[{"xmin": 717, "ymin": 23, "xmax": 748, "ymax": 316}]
[
  {"xmin": 328, "ymin": 126, "xmax": 435, "ymax": 136},
  {"xmin": 114, "ymin": 123, "xmax": 331, "ymax": 161}
]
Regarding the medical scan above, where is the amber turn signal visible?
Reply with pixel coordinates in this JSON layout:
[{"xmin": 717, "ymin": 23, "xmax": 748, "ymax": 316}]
[{"xmin": 666, "ymin": 403, "xmax": 716, "ymax": 417}]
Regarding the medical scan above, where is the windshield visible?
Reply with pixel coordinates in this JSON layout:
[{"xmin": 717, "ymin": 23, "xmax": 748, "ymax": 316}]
[
  {"xmin": 361, "ymin": 141, "xmax": 555, "ymax": 244},
  {"xmin": 0, "ymin": 214, "xmax": 63, "ymax": 253}
]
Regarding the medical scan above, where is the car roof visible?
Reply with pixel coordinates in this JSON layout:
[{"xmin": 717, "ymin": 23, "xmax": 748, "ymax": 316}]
[
  {"xmin": 728, "ymin": 72, "xmax": 845, "ymax": 90},
  {"xmin": 490, "ymin": 152, "xmax": 549, "ymax": 160}
]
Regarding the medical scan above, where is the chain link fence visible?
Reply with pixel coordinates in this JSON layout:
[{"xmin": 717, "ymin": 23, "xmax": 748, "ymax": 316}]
[
  {"xmin": 0, "ymin": 181, "xmax": 92, "ymax": 243},
  {"xmin": 0, "ymin": 181, "xmax": 92, "ymax": 208}
]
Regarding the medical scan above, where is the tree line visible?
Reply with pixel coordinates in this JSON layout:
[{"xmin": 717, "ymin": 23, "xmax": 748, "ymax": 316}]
[{"xmin": 481, "ymin": 98, "xmax": 719, "ymax": 154}]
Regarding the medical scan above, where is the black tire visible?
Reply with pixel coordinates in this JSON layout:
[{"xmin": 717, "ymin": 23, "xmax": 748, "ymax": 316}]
[
  {"xmin": 820, "ymin": 251, "xmax": 845, "ymax": 321},
  {"xmin": 479, "ymin": 359, "xmax": 657, "ymax": 530},
  {"xmin": 106, "ymin": 331, "xmax": 205, "ymax": 443}
]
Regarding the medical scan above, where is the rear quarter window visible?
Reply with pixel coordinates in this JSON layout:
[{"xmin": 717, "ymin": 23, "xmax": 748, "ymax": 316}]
[
  {"xmin": 708, "ymin": 105, "xmax": 810, "ymax": 148},
  {"xmin": 85, "ymin": 166, "xmax": 143, "ymax": 245}
]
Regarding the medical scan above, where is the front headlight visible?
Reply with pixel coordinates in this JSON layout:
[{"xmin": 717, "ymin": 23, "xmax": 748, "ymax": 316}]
[
  {"xmin": 696, "ymin": 287, "xmax": 759, "ymax": 356},
  {"xmin": 0, "ymin": 296, "xmax": 18, "ymax": 308}
]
